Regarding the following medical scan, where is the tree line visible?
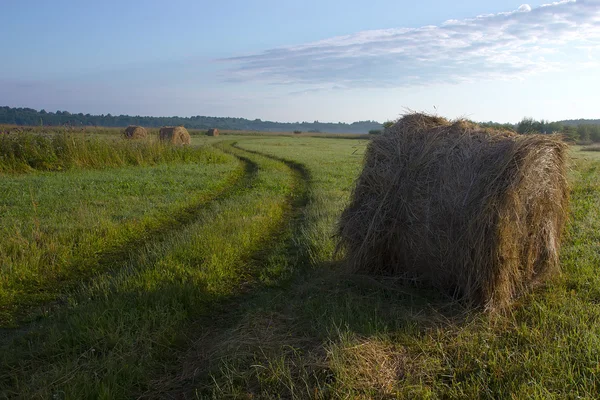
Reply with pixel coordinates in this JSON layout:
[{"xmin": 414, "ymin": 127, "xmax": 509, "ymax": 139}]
[
  {"xmin": 0, "ymin": 106, "xmax": 382, "ymax": 134},
  {"xmin": 2, "ymin": 106, "xmax": 598, "ymax": 139},
  {"xmin": 515, "ymin": 118, "xmax": 600, "ymax": 142},
  {"xmin": 372, "ymin": 118, "xmax": 600, "ymax": 142}
]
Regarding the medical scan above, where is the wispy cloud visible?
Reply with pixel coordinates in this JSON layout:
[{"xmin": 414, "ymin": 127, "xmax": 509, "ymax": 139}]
[{"xmin": 221, "ymin": 0, "xmax": 600, "ymax": 89}]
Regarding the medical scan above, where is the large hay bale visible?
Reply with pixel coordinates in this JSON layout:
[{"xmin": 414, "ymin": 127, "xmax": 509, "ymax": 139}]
[
  {"xmin": 207, "ymin": 128, "xmax": 219, "ymax": 137},
  {"xmin": 123, "ymin": 125, "xmax": 148, "ymax": 139},
  {"xmin": 338, "ymin": 113, "xmax": 569, "ymax": 310},
  {"xmin": 159, "ymin": 126, "xmax": 191, "ymax": 145}
]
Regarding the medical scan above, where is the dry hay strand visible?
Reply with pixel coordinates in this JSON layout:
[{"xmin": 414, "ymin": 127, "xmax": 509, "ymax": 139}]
[
  {"xmin": 207, "ymin": 128, "xmax": 219, "ymax": 137},
  {"xmin": 159, "ymin": 126, "xmax": 191, "ymax": 145},
  {"xmin": 123, "ymin": 125, "xmax": 148, "ymax": 139},
  {"xmin": 338, "ymin": 113, "xmax": 569, "ymax": 310},
  {"xmin": 327, "ymin": 336, "xmax": 411, "ymax": 397}
]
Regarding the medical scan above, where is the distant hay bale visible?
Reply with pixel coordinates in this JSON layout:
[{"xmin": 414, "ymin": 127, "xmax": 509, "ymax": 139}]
[
  {"xmin": 581, "ymin": 144, "xmax": 600, "ymax": 152},
  {"xmin": 159, "ymin": 126, "xmax": 191, "ymax": 145},
  {"xmin": 338, "ymin": 113, "xmax": 569, "ymax": 310},
  {"xmin": 123, "ymin": 125, "xmax": 148, "ymax": 139},
  {"xmin": 207, "ymin": 128, "xmax": 219, "ymax": 137}
]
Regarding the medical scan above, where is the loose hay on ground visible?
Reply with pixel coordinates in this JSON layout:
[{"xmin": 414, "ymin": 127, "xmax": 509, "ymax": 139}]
[
  {"xmin": 338, "ymin": 113, "xmax": 569, "ymax": 310},
  {"xmin": 159, "ymin": 126, "xmax": 191, "ymax": 145}
]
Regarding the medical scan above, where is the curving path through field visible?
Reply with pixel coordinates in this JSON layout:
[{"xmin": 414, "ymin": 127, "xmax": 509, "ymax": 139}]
[
  {"xmin": 0, "ymin": 139, "xmax": 314, "ymax": 399},
  {"xmin": 146, "ymin": 141, "xmax": 600, "ymax": 400}
]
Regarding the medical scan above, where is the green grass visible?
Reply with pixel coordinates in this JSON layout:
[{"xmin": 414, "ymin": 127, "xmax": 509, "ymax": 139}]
[
  {"xmin": 154, "ymin": 137, "xmax": 600, "ymax": 400},
  {"xmin": 3, "ymin": 135, "xmax": 600, "ymax": 399},
  {"xmin": 0, "ymin": 135, "xmax": 239, "ymax": 326},
  {"xmin": 0, "ymin": 160, "xmax": 242, "ymax": 327},
  {"xmin": 235, "ymin": 137, "xmax": 365, "ymax": 264},
  {"xmin": 579, "ymin": 144, "xmax": 600, "ymax": 153},
  {"xmin": 0, "ymin": 132, "xmax": 224, "ymax": 173},
  {"xmin": 0, "ymin": 141, "xmax": 303, "ymax": 398},
  {"xmin": 574, "ymin": 144, "xmax": 600, "ymax": 162}
]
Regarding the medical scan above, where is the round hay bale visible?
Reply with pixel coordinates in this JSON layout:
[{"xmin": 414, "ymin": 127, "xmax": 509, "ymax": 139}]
[
  {"xmin": 338, "ymin": 113, "xmax": 569, "ymax": 310},
  {"xmin": 159, "ymin": 126, "xmax": 191, "ymax": 145},
  {"xmin": 207, "ymin": 128, "xmax": 219, "ymax": 137},
  {"xmin": 123, "ymin": 125, "xmax": 147, "ymax": 139}
]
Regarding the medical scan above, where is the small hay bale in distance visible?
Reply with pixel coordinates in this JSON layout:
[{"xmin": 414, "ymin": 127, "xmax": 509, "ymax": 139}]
[
  {"xmin": 207, "ymin": 128, "xmax": 219, "ymax": 137},
  {"xmin": 159, "ymin": 126, "xmax": 191, "ymax": 145},
  {"xmin": 123, "ymin": 125, "xmax": 148, "ymax": 139},
  {"xmin": 338, "ymin": 113, "xmax": 569, "ymax": 310}
]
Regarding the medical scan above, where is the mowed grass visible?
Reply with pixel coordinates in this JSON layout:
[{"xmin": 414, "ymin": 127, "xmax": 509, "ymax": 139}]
[
  {"xmin": 0, "ymin": 140, "xmax": 303, "ymax": 398},
  {"xmin": 0, "ymin": 158, "xmax": 241, "ymax": 326},
  {"xmin": 235, "ymin": 137, "xmax": 365, "ymax": 264},
  {"xmin": 154, "ymin": 137, "xmax": 600, "ymax": 399},
  {"xmin": 3, "ymin": 135, "xmax": 600, "ymax": 399},
  {"xmin": 0, "ymin": 134, "xmax": 239, "ymax": 327}
]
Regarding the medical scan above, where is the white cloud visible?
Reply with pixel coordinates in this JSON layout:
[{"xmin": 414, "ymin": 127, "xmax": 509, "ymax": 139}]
[
  {"xmin": 518, "ymin": 4, "xmax": 533, "ymax": 12},
  {"xmin": 221, "ymin": 0, "xmax": 600, "ymax": 89}
]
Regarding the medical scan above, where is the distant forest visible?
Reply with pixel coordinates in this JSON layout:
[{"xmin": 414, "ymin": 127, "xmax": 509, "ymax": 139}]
[
  {"xmin": 1, "ymin": 106, "xmax": 599, "ymax": 139},
  {"xmin": 0, "ymin": 106, "xmax": 382, "ymax": 134}
]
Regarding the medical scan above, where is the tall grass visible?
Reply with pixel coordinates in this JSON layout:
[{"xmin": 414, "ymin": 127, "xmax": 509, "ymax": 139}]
[{"xmin": 0, "ymin": 132, "xmax": 227, "ymax": 173}]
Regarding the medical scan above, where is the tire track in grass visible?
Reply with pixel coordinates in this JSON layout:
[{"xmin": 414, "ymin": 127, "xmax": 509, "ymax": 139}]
[
  {"xmin": 140, "ymin": 140, "xmax": 314, "ymax": 399},
  {"xmin": 0, "ymin": 141, "xmax": 310, "ymax": 399},
  {"xmin": 0, "ymin": 148, "xmax": 253, "ymax": 329},
  {"xmin": 163, "ymin": 144, "xmax": 600, "ymax": 400},
  {"xmin": 232, "ymin": 142, "xmax": 311, "ymax": 187},
  {"xmin": 192, "ymin": 140, "xmax": 312, "ymax": 290}
]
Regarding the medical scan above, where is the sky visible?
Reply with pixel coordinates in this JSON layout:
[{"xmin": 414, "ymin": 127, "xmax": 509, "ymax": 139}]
[{"xmin": 1, "ymin": 0, "xmax": 599, "ymax": 123}]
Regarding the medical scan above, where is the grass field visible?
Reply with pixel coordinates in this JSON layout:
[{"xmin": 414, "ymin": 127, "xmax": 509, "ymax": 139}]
[{"xmin": 1, "ymin": 133, "xmax": 600, "ymax": 398}]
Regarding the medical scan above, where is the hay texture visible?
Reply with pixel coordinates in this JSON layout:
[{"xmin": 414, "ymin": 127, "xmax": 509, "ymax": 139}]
[
  {"xmin": 207, "ymin": 128, "xmax": 219, "ymax": 137},
  {"xmin": 338, "ymin": 113, "xmax": 569, "ymax": 310},
  {"xmin": 123, "ymin": 125, "xmax": 148, "ymax": 139},
  {"xmin": 159, "ymin": 126, "xmax": 191, "ymax": 145}
]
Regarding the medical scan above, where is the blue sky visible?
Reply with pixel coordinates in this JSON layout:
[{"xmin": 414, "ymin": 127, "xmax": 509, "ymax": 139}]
[{"xmin": 1, "ymin": 0, "xmax": 599, "ymax": 123}]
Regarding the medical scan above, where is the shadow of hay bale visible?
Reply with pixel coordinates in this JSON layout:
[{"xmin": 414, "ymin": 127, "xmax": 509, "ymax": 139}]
[{"xmin": 338, "ymin": 113, "xmax": 569, "ymax": 311}]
